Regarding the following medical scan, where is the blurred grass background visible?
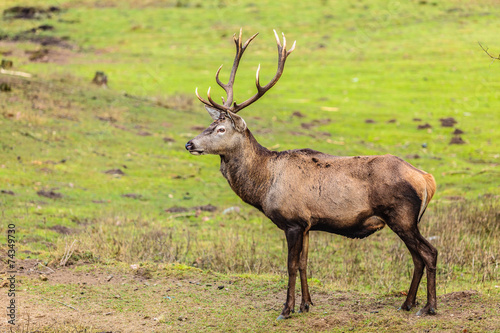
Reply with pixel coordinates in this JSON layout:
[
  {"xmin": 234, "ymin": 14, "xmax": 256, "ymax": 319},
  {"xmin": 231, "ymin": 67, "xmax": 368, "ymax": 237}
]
[{"xmin": 0, "ymin": 0, "xmax": 498, "ymax": 316}]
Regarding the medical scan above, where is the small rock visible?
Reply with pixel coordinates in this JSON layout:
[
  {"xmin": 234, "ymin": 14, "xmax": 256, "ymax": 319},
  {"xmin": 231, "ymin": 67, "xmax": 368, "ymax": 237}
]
[
  {"xmin": 222, "ymin": 206, "xmax": 240, "ymax": 214},
  {"xmin": 39, "ymin": 274, "xmax": 48, "ymax": 281},
  {"xmin": 218, "ymin": 285, "xmax": 224, "ymax": 290}
]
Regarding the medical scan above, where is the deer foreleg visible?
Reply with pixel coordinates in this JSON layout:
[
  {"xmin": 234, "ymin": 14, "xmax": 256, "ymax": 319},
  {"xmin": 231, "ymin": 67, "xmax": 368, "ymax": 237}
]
[
  {"xmin": 299, "ymin": 230, "xmax": 313, "ymax": 313},
  {"xmin": 277, "ymin": 226, "xmax": 303, "ymax": 320}
]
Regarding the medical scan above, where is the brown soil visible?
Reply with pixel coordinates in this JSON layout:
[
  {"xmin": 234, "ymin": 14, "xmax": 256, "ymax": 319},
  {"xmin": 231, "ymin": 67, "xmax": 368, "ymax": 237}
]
[
  {"xmin": 1, "ymin": 190, "xmax": 15, "ymax": 195},
  {"xmin": 440, "ymin": 117, "xmax": 458, "ymax": 127},
  {"xmin": 165, "ymin": 204, "xmax": 217, "ymax": 213},
  {"xmin": 36, "ymin": 190, "xmax": 63, "ymax": 199},
  {"xmin": 291, "ymin": 111, "xmax": 305, "ymax": 118},
  {"xmin": 49, "ymin": 225, "xmax": 73, "ymax": 235},
  {"xmin": 417, "ymin": 123, "xmax": 432, "ymax": 129},
  {"xmin": 104, "ymin": 169, "xmax": 126, "ymax": 175},
  {"xmin": 450, "ymin": 136, "xmax": 466, "ymax": 145},
  {"xmin": 1, "ymin": 260, "xmax": 498, "ymax": 333},
  {"xmin": 3, "ymin": 6, "xmax": 61, "ymax": 20},
  {"xmin": 0, "ymin": 41, "xmax": 77, "ymax": 65},
  {"xmin": 121, "ymin": 193, "xmax": 142, "ymax": 199}
]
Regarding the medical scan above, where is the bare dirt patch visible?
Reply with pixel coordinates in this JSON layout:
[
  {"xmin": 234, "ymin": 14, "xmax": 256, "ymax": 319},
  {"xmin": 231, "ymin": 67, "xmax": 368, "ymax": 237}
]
[
  {"xmin": 418, "ymin": 123, "xmax": 432, "ymax": 129},
  {"xmin": 37, "ymin": 190, "xmax": 63, "ymax": 199},
  {"xmin": 165, "ymin": 204, "xmax": 217, "ymax": 213},
  {"xmin": 450, "ymin": 136, "xmax": 466, "ymax": 145},
  {"xmin": 440, "ymin": 117, "xmax": 458, "ymax": 127},
  {"xmin": 3, "ymin": 6, "xmax": 61, "ymax": 20},
  {"xmin": 2, "ymin": 261, "xmax": 499, "ymax": 332},
  {"xmin": 49, "ymin": 225, "xmax": 73, "ymax": 235}
]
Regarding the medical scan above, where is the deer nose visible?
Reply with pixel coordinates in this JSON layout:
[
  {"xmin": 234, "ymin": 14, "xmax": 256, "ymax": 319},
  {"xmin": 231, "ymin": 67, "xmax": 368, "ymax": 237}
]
[{"xmin": 185, "ymin": 141, "xmax": 194, "ymax": 151}]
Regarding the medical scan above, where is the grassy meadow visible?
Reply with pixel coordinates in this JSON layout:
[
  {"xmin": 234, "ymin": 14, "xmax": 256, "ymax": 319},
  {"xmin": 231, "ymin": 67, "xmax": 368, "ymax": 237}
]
[{"xmin": 0, "ymin": 0, "xmax": 499, "ymax": 331}]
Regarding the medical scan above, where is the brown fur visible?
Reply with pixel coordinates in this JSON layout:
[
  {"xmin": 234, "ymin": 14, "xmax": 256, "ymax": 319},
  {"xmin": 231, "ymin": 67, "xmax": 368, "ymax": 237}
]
[
  {"xmin": 187, "ymin": 122, "xmax": 438, "ymax": 319},
  {"xmin": 186, "ymin": 29, "xmax": 437, "ymax": 319}
]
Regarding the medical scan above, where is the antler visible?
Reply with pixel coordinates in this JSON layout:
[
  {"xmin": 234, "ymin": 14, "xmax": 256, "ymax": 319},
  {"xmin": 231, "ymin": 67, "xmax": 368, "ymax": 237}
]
[{"xmin": 196, "ymin": 29, "xmax": 296, "ymax": 114}]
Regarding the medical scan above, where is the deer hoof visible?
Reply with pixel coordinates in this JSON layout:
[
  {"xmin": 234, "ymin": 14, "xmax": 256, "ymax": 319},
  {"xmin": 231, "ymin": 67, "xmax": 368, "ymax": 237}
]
[
  {"xmin": 276, "ymin": 314, "xmax": 286, "ymax": 320},
  {"xmin": 416, "ymin": 305, "xmax": 436, "ymax": 316},
  {"xmin": 398, "ymin": 303, "xmax": 413, "ymax": 311},
  {"xmin": 298, "ymin": 303, "xmax": 310, "ymax": 313}
]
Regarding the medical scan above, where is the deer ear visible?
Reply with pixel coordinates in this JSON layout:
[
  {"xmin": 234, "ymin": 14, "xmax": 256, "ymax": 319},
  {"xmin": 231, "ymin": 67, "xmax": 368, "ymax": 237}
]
[
  {"xmin": 228, "ymin": 111, "xmax": 247, "ymax": 132},
  {"xmin": 205, "ymin": 105, "xmax": 222, "ymax": 121}
]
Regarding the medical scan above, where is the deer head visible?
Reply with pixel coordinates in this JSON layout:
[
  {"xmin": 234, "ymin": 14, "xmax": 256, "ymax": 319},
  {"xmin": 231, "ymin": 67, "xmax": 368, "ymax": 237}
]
[{"xmin": 185, "ymin": 29, "xmax": 295, "ymax": 156}]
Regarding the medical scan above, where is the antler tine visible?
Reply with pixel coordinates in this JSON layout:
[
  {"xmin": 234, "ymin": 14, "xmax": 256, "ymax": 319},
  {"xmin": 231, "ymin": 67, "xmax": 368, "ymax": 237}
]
[
  {"xmin": 195, "ymin": 87, "xmax": 228, "ymax": 112},
  {"xmin": 243, "ymin": 32, "xmax": 259, "ymax": 49},
  {"xmin": 206, "ymin": 87, "xmax": 227, "ymax": 111},
  {"xmin": 215, "ymin": 64, "xmax": 224, "ymax": 89},
  {"xmin": 273, "ymin": 29, "xmax": 282, "ymax": 49},
  {"xmin": 195, "ymin": 87, "xmax": 212, "ymax": 107},
  {"xmin": 288, "ymin": 40, "xmax": 297, "ymax": 56},
  {"xmin": 196, "ymin": 29, "xmax": 292, "ymax": 114},
  {"xmin": 234, "ymin": 28, "xmax": 243, "ymax": 49},
  {"xmin": 208, "ymin": 29, "xmax": 259, "ymax": 109},
  {"xmin": 232, "ymin": 30, "xmax": 296, "ymax": 113}
]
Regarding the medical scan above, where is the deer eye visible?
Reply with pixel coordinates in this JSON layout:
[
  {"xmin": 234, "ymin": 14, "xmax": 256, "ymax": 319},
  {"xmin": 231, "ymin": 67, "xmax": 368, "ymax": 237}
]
[{"xmin": 217, "ymin": 127, "xmax": 226, "ymax": 134}]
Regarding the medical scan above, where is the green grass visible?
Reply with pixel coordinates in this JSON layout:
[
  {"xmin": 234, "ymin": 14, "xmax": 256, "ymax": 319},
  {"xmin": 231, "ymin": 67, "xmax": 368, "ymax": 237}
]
[{"xmin": 0, "ymin": 0, "xmax": 499, "ymax": 331}]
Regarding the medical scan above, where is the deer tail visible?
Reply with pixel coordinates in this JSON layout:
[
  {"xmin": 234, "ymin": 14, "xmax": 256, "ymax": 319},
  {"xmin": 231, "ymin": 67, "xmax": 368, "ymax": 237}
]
[{"xmin": 418, "ymin": 173, "xmax": 436, "ymax": 223}]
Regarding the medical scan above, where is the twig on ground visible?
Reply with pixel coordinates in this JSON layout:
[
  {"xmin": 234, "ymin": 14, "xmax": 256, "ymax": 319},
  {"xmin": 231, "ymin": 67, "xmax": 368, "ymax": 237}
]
[
  {"xmin": 478, "ymin": 42, "xmax": 500, "ymax": 61},
  {"xmin": 60, "ymin": 239, "xmax": 77, "ymax": 266},
  {"xmin": 0, "ymin": 68, "xmax": 32, "ymax": 78},
  {"xmin": 41, "ymin": 297, "xmax": 78, "ymax": 311},
  {"xmin": 36, "ymin": 262, "xmax": 55, "ymax": 274}
]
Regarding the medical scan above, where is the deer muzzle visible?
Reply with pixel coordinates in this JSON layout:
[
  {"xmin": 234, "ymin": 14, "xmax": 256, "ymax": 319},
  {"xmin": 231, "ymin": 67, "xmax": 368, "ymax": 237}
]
[{"xmin": 185, "ymin": 140, "xmax": 204, "ymax": 155}]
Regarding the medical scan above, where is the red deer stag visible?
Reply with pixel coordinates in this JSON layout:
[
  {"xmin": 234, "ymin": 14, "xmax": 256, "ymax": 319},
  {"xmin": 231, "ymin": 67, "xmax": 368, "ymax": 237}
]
[{"xmin": 185, "ymin": 29, "xmax": 438, "ymax": 320}]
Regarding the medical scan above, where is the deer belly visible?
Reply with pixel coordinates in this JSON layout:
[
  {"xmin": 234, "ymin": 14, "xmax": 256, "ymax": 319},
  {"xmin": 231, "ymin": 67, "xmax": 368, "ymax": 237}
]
[{"xmin": 311, "ymin": 215, "xmax": 386, "ymax": 239}]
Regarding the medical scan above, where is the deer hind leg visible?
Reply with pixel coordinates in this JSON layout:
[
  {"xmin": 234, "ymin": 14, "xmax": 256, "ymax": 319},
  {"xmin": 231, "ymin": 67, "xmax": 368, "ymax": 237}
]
[
  {"xmin": 277, "ymin": 226, "xmax": 304, "ymax": 320},
  {"xmin": 399, "ymin": 247, "xmax": 425, "ymax": 311},
  {"xmin": 392, "ymin": 224, "xmax": 438, "ymax": 316},
  {"xmin": 298, "ymin": 230, "xmax": 313, "ymax": 313},
  {"xmin": 415, "ymin": 232, "xmax": 438, "ymax": 316}
]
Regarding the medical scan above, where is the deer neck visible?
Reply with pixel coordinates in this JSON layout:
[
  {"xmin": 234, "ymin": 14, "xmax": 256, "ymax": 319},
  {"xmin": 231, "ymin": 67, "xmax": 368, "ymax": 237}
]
[{"xmin": 219, "ymin": 129, "xmax": 272, "ymax": 210}]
